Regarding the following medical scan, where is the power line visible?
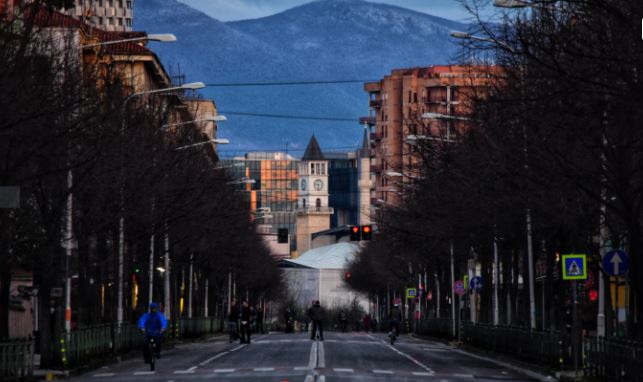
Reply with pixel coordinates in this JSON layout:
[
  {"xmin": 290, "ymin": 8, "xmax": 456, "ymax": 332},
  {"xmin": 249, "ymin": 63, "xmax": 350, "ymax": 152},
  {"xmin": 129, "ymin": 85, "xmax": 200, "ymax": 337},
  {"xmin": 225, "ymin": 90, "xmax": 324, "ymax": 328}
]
[
  {"xmin": 219, "ymin": 111, "xmax": 360, "ymax": 122},
  {"xmin": 205, "ymin": 79, "xmax": 376, "ymax": 87}
]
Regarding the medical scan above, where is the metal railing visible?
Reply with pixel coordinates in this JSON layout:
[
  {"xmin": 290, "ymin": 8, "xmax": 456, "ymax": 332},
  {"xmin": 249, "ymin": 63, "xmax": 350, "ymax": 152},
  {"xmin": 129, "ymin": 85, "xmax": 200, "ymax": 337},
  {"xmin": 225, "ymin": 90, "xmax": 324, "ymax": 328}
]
[
  {"xmin": 0, "ymin": 338, "xmax": 34, "ymax": 381},
  {"xmin": 55, "ymin": 317, "xmax": 222, "ymax": 368},
  {"xmin": 584, "ymin": 336, "xmax": 643, "ymax": 380},
  {"xmin": 461, "ymin": 321, "xmax": 569, "ymax": 368},
  {"xmin": 417, "ymin": 318, "xmax": 454, "ymax": 338}
]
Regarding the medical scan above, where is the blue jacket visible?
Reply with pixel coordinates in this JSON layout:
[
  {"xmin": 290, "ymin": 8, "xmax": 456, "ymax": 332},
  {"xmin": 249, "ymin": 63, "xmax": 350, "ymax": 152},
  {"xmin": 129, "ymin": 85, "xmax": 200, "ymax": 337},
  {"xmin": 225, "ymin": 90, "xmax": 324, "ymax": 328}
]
[{"xmin": 138, "ymin": 312, "xmax": 167, "ymax": 337}]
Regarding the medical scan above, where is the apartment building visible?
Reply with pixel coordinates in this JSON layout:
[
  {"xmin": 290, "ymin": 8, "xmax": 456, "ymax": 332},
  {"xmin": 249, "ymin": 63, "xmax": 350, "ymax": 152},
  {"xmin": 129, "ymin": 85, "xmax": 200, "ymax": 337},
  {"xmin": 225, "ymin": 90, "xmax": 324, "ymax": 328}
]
[
  {"xmin": 363, "ymin": 65, "xmax": 495, "ymax": 207},
  {"xmin": 63, "ymin": 0, "xmax": 133, "ymax": 31}
]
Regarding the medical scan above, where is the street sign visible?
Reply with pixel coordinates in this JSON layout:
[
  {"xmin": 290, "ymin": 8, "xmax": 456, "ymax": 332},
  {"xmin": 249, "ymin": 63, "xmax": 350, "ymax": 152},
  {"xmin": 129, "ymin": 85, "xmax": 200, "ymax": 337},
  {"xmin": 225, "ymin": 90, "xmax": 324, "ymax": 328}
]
[
  {"xmin": 469, "ymin": 276, "xmax": 483, "ymax": 292},
  {"xmin": 50, "ymin": 287, "xmax": 64, "ymax": 298},
  {"xmin": 603, "ymin": 250, "xmax": 629, "ymax": 276},
  {"xmin": 454, "ymin": 280, "xmax": 466, "ymax": 296},
  {"xmin": 562, "ymin": 254, "xmax": 587, "ymax": 280},
  {"xmin": 406, "ymin": 288, "xmax": 417, "ymax": 299}
]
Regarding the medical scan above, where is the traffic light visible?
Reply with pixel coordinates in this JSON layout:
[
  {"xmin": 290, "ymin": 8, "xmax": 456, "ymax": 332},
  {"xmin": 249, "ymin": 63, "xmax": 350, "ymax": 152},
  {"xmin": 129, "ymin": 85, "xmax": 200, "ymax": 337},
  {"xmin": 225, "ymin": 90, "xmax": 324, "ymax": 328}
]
[
  {"xmin": 361, "ymin": 225, "xmax": 372, "ymax": 241},
  {"xmin": 350, "ymin": 226, "xmax": 360, "ymax": 241},
  {"xmin": 278, "ymin": 228, "xmax": 289, "ymax": 243},
  {"xmin": 344, "ymin": 271, "xmax": 352, "ymax": 280}
]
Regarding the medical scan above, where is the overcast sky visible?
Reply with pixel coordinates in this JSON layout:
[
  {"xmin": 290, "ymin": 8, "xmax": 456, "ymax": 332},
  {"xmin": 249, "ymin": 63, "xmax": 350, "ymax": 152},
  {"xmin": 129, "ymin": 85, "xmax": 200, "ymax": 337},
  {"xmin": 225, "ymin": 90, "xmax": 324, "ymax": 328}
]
[{"xmin": 177, "ymin": 0, "xmax": 491, "ymax": 22}]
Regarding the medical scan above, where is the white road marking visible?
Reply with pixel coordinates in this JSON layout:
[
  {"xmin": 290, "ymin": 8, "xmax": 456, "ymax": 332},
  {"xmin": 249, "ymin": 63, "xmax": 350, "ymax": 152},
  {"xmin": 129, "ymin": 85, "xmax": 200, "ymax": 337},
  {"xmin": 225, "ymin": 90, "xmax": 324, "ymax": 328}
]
[
  {"xmin": 318, "ymin": 340, "xmax": 326, "ymax": 368},
  {"xmin": 333, "ymin": 368, "xmax": 354, "ymax": 373},
  {"xmin": 213, "ymin": 368, "xmax": 235, "ymax": 373},
  {"xmin": 452, "ymin": 373, "xmax": 474, "ymax": 378},
  {"xmin": 174, "ymin": 366, "xmax": 197, "ymax": 375},
  {"xmin": 373, "ymin": 369, "xmax": 394, "ymax": 374},
  {"xmin": 381, "ymin": 341, "xmax": 435, "ymax": 375},
  {"xmin": 304, "ymin": 375, "xmax": 315, "ymax": 382},
  {"xmin": 412, "ymin": 372, "xmax": 434, "ymax": 376},
  {"xmin": 308, "ymin": 341, "xmax": 318, "ymax": 369},
  {"xmin": 295, "ymin": 366, "xmax": 312, "ymax": 371},
  {"xmin": 254, "ymin": 367, "xmax": 275, "ymax": 371},
  {"xmin": 92, "ymin": 373, "xmax": 115, "ymax": 377},
  {"xmin": 229, "ymin": 344, "xmax": 246, "ymax": 352},
  {"xmin": 318, "ymin": 376, "xmax": 326, "ymax": 382},
  {"xmin": 198, "ymin": 351, "xmax": 229, "ymax": 366},
  {"xmin": 133, "ymin": 371, "xmax": 156, "ymax": 376}
]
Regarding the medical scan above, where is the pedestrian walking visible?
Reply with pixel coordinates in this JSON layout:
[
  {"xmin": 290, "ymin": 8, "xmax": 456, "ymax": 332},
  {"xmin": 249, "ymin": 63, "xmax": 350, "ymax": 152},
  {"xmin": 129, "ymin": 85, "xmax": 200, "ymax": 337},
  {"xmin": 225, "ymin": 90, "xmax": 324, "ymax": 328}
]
[
  {"xmin": 339, "ymin": 310, "xmax": 348, "ymax": 333},
  {"xmin": 255, "ymin": 305, "xmax": 265, "ymax": 334},
  {"xmin": 228, "ymin": 299, "xmax": 239, "ymax": 343},
  {"xmin": 363, "ymin": 314, "xmax": 372, "ymax": 333},
  {"xmin": 239, "ymin": 300, "xmax": 252, "ymax": 344},
  {"xmin": 307, "ymin": 300, "xmax": 324, "ymax": 341}
]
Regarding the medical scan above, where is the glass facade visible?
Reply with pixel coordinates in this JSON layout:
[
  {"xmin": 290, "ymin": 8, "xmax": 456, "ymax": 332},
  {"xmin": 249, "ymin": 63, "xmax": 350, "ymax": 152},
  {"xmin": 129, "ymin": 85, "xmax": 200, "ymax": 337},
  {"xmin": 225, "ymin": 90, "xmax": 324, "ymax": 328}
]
[
  {"xmin": 326, "ymin": 153, "xmax": 359, "ymax": 228},
  {"xmin": 222, "ymin": 152, "xmax": 299, "ymax": 253}
]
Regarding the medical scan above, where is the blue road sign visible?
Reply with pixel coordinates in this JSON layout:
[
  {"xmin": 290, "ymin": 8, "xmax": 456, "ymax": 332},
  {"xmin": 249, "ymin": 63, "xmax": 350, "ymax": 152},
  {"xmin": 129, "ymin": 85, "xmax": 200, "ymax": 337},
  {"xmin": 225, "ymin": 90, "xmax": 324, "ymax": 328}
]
[
  {"xmin": 562, "ymin": 254, "xmax": 587, "ymax": 280},
  {"xmin": 469, "ymin": 276, "xmax": 483, "ymax": 292},
  {"xmin": 603, "ymin": 250, "xmax": 629, "ymax": 276}
]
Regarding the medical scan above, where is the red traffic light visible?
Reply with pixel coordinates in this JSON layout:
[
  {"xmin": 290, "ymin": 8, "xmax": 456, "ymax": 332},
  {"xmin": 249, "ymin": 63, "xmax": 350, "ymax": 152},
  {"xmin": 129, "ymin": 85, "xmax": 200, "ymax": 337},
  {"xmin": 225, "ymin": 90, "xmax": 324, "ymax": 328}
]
[
  {"xmin": 345, "ymin": 271, "xmax": 352, "ymax": 279},
  {"xmin": 362, "ymin": 226, "xmax": 371, "ymax": 233},
  {"xmin": 351, "ymin": 226, "xmax": 359, "ymax": 233},
  {"xmin": 588, "ymin": 288, "xmax": 598, "ymax": 302}
]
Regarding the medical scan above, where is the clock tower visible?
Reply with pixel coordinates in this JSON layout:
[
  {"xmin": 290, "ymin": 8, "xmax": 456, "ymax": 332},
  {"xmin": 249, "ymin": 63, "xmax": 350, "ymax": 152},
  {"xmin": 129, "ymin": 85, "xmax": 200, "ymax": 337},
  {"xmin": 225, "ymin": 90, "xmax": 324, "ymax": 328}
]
[{"xmin": 296, "ymin": 134, "xmax": 333, "ymax": 255}]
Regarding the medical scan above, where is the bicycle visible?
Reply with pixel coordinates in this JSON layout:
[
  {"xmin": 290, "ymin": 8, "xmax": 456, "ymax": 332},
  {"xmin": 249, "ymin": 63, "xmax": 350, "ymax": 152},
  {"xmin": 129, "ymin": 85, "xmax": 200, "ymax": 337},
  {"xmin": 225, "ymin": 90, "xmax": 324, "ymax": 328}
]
[{"xmin": 145, "ymin": 337, "xmax": 157, "ymax": 371}]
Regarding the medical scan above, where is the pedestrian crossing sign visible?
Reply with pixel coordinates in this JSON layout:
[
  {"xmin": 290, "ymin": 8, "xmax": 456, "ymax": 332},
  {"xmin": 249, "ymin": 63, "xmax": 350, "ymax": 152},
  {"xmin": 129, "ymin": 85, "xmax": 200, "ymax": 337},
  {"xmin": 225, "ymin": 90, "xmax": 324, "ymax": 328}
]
[
  {"xmin": 406, "ymin": 288, "xmax": 417, "ymax": 299},
  {"xmin": 562, "ymin": 254, "xmax": 587, "ymax": 280}
]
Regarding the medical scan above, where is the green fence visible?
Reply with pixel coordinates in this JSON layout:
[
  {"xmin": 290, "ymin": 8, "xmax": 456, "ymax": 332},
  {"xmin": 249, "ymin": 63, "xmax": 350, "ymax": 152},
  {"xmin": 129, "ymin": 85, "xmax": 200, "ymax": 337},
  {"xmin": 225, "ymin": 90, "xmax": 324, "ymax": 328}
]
[
  {"xmin": 584, "ymin": 336, "xmax": 643, "ymax": 380},
  {"xmin": 0, "ymin": 339, "xmax": 34, "ymax": 381},
  {"xmin": 56, "ymin": 317, "xmax": 222, "ymax": 368},
  {"xmin": 461, "ymin": 321, "xmax": 569, "ymax": 368},
  {"xmin": 417, "ymin": 318, "xmax": 454, "ymax": 338}
]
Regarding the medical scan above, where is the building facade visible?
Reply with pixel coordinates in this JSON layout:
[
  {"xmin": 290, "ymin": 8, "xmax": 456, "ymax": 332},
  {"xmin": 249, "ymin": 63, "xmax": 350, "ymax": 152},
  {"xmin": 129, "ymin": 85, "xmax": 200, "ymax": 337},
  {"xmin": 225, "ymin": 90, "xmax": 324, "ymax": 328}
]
[
  {"xmin": 63, "ymin": 0, "xmax": 133, "ymax": 32},
  {"xmin": 222, "ymin": 152, "xmax": 299, "ymax": 259},
  {"xmin": 363, "ymin": 65, "xmax": 495, "ymax": 207}
]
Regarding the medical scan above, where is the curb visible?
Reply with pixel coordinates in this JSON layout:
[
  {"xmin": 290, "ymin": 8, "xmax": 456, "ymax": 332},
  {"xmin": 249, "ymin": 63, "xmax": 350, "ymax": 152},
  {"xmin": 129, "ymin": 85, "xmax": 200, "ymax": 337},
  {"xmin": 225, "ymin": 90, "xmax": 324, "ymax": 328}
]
[{"xmin": 452, "ymin": 348, "xmax": 557, "ymax": 381}]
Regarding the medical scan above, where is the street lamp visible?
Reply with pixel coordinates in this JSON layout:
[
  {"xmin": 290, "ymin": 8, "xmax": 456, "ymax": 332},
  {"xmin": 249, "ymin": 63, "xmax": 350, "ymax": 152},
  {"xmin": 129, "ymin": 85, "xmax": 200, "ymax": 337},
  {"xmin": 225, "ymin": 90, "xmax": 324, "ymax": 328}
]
[
  {"xmin": 80, "ymin": 33, "xmax": 177, "ymax": 48},
  {"xmin": 451, "ymin": 30, "xmax": 536, "ymax": 331},
  {"xmin": 161, "ymin": 115, "xmax": 227, "ymax": 130},
  {"xmin": 175, "ymin": 138, "xmax": 230, "ymax": 150},
  {"xmin": 116, "ymin": 81, "xmax": 205, "ymax": 327},
  {"xmin": 493, "ymin": 0, "xmax": 531, "ymax": 8}
]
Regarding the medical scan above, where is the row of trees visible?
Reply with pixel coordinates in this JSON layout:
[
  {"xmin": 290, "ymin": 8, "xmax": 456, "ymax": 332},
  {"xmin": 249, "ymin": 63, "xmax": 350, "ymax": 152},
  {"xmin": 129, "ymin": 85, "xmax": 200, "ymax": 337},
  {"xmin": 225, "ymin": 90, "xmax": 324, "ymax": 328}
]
[
  {"xmin": 0, "ymin": 1, "xmax": 282, "ymax": 365},
  {"xmin": 347, "ymin": 0, "xmax": 643, "ymax": 338}
]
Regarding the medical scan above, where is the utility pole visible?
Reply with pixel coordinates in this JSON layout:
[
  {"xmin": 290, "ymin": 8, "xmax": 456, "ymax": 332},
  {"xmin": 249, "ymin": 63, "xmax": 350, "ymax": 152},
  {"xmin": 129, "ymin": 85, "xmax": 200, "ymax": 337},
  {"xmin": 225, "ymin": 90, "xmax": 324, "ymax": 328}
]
[
  {"xmin": 450, "ymin": 241, "xmax": 456, "ymax": 337},
  {"xmin": 493, "ymin": 234, "xmax": 500, "ymax": 326},
  {"xmin": 188, "ymin": 253, "xmax": 193, "ymax": 318},
  {"xmin": 64, "ymin": 169, "xmax": 73, "ymax": 332},
  {"xmin": 148, "ymin": 232, "xmax": 154, "ymax": 306},
  {"xmin": 164, "ymin": 225, "xmax": 170, "ymax": 320}
]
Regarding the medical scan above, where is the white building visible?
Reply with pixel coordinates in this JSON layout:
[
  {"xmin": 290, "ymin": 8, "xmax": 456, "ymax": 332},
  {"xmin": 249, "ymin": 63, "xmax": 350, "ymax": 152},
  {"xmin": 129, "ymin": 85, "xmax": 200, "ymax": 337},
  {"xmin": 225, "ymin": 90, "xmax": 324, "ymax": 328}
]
[{"xmin": 280, "ymin": 242, "xmax": 368, "ymax": 312}]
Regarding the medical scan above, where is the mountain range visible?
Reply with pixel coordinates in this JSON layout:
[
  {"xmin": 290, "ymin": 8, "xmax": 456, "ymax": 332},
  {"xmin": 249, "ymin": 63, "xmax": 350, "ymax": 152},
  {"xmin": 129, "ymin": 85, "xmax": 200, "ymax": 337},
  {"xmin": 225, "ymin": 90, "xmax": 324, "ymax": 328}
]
[{"xmin": 134, "ymin": 0, "xmax": 468, "ymax": 155}]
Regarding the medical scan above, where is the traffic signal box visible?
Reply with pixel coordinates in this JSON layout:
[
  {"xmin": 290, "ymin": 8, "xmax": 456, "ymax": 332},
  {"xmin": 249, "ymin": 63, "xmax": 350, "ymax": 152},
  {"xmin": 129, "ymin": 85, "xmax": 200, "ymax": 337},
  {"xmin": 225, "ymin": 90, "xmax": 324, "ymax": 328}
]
[{"xmin": 349, "ymin": 225, "xmax": 373, "ymax": 241}]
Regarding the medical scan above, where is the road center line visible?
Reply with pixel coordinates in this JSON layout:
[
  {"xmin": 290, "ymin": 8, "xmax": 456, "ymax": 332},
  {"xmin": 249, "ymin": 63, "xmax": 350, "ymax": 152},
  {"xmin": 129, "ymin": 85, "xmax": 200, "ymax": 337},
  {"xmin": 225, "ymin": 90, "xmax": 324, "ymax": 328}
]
[
  {"xmin": 318, "ymin": 340, "xmax": 325, "ymax": 368},
  {"xmin": 92, "ymin": 373, "xmax": 115, "ymax": 377},
  {"xmin": 133, "ymin": 371, "xmax": 155, "ymax": 376},
  {"xmin": 198, "ymin": 351, "xmax": 229, "ymax": 366},
  {"xmin": 308, "ymin": 341, "xmax": 318, "ymax": 369}
]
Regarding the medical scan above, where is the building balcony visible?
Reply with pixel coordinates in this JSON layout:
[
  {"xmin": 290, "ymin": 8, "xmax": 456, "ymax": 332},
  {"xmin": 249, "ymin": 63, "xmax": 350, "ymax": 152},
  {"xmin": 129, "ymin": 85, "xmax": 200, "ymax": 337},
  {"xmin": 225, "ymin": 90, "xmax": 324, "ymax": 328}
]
[
  {"xmin": 364, "ymin": 82, "xmax": 382, "ymax": 93},
  {"xmin": 369, "ymin": 99, "xmax": 382, "ymax": 108},
  {"xmin": 359, "ymin": 116, "xmax": 376, "ymax": 126},
  {"xmin": 296, "ymin": 206, "xmax": 334, "ymax": 215}
]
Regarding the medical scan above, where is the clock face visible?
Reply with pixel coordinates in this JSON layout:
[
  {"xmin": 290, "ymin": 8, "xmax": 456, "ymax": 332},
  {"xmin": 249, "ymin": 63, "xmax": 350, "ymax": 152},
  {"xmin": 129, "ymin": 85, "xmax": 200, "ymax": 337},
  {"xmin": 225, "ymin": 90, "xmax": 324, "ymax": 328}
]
[
  {"xmin": 300, "ymin": 179, "xmax": 307, "ymax": 191},
  {"xmin": 314, "ymin": 179, "xmax": 323, "ymax": 191}
]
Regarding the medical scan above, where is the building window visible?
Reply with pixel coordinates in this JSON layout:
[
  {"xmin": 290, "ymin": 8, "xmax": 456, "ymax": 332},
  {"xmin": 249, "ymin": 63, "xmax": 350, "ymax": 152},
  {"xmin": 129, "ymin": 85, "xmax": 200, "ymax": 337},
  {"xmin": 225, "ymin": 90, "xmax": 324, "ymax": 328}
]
[
  {"xmin": 126, "ymin": 18, "xmax": 132, "ymax": 26},
  {"xmin": 98, "ymin": 16, "xmax": 103, "ymax": 24},
  {"xmin": 316, "ymin": 199, "xmax": 321, "ymax": 209},
  {"xmin": 118, "ymin": 17, "xmax": 123, "ymax": 26},
  {"xmin": 108, "ymin": 17, "xmax": 114, "ymax": 25},
  {"xmin": 98, "ymin": 0, "xmax": 103, "ymax": 6},
  {"xmin": 303, "ymin": 199, "xmax": 306, "ymax": 208},
  {"xmin": 310, "ymin": 163, "xmax": 315, "ymax": 174},
  {"xmin": 315, "ymin": 163, "xmax": 320, "ymax": 175},
  {"xmin": 126, "ymin": 0, "xmax": 132, "ymax": 8},
  {"xmin": 321, "ymin": 163, "xmax": 326, "ymax": 175},
  {"xmin": 108, "ymin": 0, "xmax": 113, "ymax": 6},
  {"xmin": 118, "ymin": 0, "xmax": 123, "ymax": 8}
]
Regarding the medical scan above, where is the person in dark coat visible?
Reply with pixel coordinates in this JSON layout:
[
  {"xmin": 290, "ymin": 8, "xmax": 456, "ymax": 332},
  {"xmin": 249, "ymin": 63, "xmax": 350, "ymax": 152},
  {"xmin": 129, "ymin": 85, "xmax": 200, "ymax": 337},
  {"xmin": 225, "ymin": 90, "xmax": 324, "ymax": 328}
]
[
  {"xmin": 307, "ymin": 300, "xmax": 324, "ymax": 341},
  {"xmin": 239, "ymin": 300, "xmax": 252, "ymax": 344},
  {"xmin": 255, "ymin": 305, "xmax": 265, "ymax": 334},
  {"xmin": 338, "ymin": 310, "xmax": 348, "ymax": 333},
  {"xmin": 228, "ymin": 299, "xmax": 240, "ymax": 342}
]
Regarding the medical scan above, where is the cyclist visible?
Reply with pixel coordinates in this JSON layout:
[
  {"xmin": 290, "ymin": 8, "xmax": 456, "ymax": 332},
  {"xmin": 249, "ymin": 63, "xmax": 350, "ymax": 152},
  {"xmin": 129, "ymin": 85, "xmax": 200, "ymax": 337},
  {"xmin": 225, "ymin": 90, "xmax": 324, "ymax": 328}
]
[
  {"xmin": 389, "ymin": 303, "xmax": 403, "ymax": 340},
  {"xmin": 138, "ymin": 303, "xmax": 167, "ymax": 361}
]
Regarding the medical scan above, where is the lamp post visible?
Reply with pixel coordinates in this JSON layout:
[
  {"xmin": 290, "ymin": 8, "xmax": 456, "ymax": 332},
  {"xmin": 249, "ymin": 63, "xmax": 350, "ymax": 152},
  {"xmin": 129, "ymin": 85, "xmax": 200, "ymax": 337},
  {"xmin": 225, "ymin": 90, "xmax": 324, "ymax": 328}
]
[
  {"xmin": 117, "ymin": 81, "xmax": 205, "ymax": 327},
  {"xmin": 80, "ymin": 33, "xmax": 177, "ymax": 49},
  {"xmin": 451, "ymin": 30, "xmax": 536, "ymax": 330}
]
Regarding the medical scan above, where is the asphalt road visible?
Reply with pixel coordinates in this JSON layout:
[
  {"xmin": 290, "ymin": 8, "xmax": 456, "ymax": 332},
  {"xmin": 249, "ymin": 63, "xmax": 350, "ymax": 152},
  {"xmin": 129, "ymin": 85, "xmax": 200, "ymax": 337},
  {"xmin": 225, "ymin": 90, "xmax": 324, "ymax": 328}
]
[{"xmin": 68, "ymin": 331, "xmax": 547, "ymax": 382}]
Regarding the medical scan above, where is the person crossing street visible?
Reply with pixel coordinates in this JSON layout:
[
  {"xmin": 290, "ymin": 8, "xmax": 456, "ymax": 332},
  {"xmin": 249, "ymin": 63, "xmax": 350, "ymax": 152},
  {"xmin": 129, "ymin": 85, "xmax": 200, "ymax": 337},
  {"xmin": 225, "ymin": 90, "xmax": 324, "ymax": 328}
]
[{"xmin": 307, "ymin": 300, "xmax": 324, "ymax": 341}]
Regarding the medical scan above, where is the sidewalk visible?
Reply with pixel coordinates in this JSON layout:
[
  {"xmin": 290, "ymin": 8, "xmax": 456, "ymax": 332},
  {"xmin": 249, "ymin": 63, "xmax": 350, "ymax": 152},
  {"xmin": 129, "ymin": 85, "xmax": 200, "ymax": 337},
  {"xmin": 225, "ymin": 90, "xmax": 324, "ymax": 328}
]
[
  {"xmin": 411, "ymin": 333, "xmax": 560, "ymax": 381},
  {"xmin": 31, "ymin": 333, "xmax": 227, "ymax": 380}
]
